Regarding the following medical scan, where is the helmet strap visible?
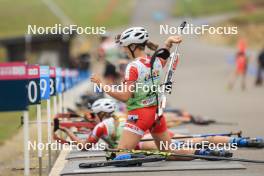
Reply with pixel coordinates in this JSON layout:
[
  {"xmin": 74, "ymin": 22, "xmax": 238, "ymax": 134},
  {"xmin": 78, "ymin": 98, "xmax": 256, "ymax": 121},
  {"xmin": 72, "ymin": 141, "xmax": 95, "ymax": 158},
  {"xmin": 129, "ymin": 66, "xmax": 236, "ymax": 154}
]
[
  {"xmin": 128, "ymin": 44, "xmax": 139, "ymax": 58},
  {"xmin": 98, "ymin": 112, "xmax": 112, "ymax": 121}
]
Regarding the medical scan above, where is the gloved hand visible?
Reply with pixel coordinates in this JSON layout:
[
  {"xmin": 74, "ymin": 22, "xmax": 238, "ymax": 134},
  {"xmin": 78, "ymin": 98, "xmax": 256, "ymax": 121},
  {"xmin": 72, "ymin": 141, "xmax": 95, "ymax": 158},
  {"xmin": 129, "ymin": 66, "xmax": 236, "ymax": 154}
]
[
  {"xmin": 231, "ymin": 137, "xmax": 264, "ymax": 148},
  {"xmin": 114, "ymin": 153, "xmax": 132, "ymax": 160},
  {"xmin": 113, "ymin": 153, "xmax": 146, "ymax": 160}
]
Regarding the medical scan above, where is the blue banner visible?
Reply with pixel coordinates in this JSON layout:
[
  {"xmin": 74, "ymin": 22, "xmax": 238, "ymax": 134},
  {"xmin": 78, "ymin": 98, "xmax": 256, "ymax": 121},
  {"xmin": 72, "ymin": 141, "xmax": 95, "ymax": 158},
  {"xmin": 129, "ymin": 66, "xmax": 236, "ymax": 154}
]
[
  {"xmin": 0, "ymin": 62, "xmax": 28, "ymax": 111},
  {"xmin": 27, "ymin": 65, "xmax": 41, "ymax": 105},
  {"xmin": 56, "ymin": 67, "xmax": 63, "ymax": 93},
  {"xmin": 49, "ymin": 66, "xmax": 56, "ymax": 96},
  {"xmin": 64, "ymin": 69, "xmax": 71, "ymax": 91},
  {"xmin": 40, "ymin": 66, "xmax": 50, "ymax": 100}
]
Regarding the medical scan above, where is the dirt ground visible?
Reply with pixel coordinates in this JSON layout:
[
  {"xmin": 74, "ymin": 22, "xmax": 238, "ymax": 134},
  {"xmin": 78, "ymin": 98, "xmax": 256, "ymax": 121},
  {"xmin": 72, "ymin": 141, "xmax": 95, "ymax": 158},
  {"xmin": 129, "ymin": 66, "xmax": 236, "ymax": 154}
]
[{"xmin": 0, "ymin": 117, "xmax": 51, "ymax": 176}]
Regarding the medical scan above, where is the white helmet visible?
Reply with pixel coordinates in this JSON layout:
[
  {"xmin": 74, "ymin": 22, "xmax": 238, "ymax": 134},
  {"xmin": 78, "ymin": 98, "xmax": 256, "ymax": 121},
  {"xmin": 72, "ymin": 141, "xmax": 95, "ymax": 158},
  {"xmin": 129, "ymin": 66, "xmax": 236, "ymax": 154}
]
[
  {"xmin": 118, "ymin": 27, "xmax": 149, "ymax": 46},
  {"xmin": 91, "ymin": 98, "xmax": 116, "ymax": 114}
]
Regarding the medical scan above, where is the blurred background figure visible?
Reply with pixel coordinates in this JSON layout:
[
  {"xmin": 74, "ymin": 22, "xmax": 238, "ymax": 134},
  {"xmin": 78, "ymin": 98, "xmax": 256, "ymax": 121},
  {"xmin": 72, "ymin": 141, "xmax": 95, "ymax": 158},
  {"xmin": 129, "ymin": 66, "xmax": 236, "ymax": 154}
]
[
  {"xmin": 77, "ymin": 53, "xmax": 91, "ymax": 70},
  {"xmin": 97, "ymin": 33, "xmax": 121, "ymax": 84},
  {"xmin": 228, "ymin": 38, "xmax": 248, "ymax": 90},
  {"xmin": 97, "ymin": 33, "xmax": 129, "ymax": 84},
  {"xmin": 255, "ymin": 47, "xmax": 264, "ymax": 86}
]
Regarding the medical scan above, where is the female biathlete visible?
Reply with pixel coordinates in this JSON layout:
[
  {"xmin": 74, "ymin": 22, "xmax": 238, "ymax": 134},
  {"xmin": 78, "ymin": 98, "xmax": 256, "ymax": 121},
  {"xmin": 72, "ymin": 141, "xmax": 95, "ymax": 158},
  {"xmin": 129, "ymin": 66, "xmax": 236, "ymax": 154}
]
[
  {"xmin": 59, "ymin": 98, "xmax": 124, "ymax": 149},
  {"xmin": 91, "ymin": 27, "xmax": 183, "ymax": 152},
  {"xmin": 91, "ymin": 27, "xmax": 235, "ymax": 160}
]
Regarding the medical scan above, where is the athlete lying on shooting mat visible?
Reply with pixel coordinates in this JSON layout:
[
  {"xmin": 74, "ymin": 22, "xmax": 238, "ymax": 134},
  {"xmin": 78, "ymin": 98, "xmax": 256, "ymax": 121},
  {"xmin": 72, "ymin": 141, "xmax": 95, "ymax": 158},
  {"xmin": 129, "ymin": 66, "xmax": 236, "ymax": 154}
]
[{"xmin": 57, "ymin": 98, "xmax": 264, "ymax": 160}]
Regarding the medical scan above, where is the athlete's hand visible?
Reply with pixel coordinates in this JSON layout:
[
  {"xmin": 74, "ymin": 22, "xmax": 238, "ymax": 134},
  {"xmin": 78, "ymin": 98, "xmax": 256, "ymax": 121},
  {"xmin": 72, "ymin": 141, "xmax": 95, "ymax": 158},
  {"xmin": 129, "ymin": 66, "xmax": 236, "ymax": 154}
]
[
  {"xmin": 90, "ymin": 74, "xmax": 102, "ymax": 85},
  {"xmin": 164, "ymin": 36, "xmax": 182, "ymax": 49}
]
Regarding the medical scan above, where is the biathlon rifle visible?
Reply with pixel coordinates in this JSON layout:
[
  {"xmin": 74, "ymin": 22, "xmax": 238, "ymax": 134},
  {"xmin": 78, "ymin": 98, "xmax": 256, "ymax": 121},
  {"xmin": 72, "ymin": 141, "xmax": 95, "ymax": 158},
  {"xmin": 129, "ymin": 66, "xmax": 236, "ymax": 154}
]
[
  {"xmin": 53, "ymin": 118, "xmax": 71, "ymax": 144},
  {"xmin": 55, "ymin": 110, "xmax": 94, "ymax": 120},
  {"xmin": 79, "ymin": 155, "xmax": 165, "ymax": 168},
  {"xmin": 53, "ymin": 118, "xmax": 95, "ymax": 144},
  {"xmin": 53, "ymin": 118, "xmax": 117, "ymax": 147},
  {"xmin": 53, "ymin": 118, "xmax": 96, "ymax": 130},
  {"xmin": 157, "ymin": 21, "xmax": 186, "ymax": 117},
  {"xmin": 79, "ymin": 148, "xmax": 264, "ymax": 168}
]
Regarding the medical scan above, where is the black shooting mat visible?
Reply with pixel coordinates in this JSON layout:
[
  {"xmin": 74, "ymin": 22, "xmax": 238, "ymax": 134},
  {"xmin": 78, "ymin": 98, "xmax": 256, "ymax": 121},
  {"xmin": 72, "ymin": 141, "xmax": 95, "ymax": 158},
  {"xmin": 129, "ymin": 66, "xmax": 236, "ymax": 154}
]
[{"xmin": 60, "ymin": 160, "xmax": 245, "ymax": 175}]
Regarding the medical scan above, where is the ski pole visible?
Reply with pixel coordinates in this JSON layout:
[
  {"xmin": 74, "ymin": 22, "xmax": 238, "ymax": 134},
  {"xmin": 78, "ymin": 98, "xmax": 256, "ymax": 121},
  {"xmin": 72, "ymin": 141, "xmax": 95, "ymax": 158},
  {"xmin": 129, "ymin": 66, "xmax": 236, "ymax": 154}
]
[{"xmin": 140, "ymin": 131, "xmax": 242, "ymax": 142}]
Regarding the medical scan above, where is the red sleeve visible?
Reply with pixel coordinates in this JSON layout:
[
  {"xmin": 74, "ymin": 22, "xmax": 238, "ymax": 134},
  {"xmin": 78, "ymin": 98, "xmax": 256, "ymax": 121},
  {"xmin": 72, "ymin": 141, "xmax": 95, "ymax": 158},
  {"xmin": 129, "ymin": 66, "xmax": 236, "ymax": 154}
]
[
  {"xmin": 87, "ymin": 123, "xmax": 107, "ymax": 143},
  {"xmin": 124, "ymin": 65, "xmax": 138, "ymax": 82}
]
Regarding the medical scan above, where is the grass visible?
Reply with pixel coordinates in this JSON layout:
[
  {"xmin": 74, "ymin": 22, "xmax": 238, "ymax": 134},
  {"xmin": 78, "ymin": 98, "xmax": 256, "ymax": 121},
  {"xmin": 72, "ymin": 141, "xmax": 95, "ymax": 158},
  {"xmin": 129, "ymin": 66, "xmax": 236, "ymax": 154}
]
[
  {"xmin": 0, "ymin": 47, "xmax": 7, "ymax": 62},
  {"xmin": 201, "ymin": 9, "xmax": 264, "ymax": 49},
  {"xmin": 175, "ymin": 0, "xmax": 264, "ymax": 48},
  {"xmin": 174, "ymin": 0, "xmax": 239, "ymax": 17},
  {"xmin": 225, "ymin": 9, "xmax": 264, "ymax": 48},
  {"xmin": 0, "ymin": 111, "xmax": 23, "ymax": 145},
  {"xmin": 0, "ymin": 0, "xmax": 134, "ymax": 38},
  {"xmin": 0, "ymin": 0, "xmax": 60, "ymax": 37},
  {"xmin": 0, "ymin": 101, "xmax": 49, "ymax": 145},
  {"xmin": 54, "ymin": 0, "xmax": 134, "ymax": 28},
  {"xmin": 228, "ymin": 10, "xmax": 264, "ymax": 25}
]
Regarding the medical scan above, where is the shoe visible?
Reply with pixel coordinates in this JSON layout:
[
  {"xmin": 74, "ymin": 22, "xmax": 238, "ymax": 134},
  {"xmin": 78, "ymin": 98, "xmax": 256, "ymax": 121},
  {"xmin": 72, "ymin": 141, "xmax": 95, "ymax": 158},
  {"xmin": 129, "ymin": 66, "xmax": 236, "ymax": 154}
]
[
  {"xmin": 246, "ymin": 138, "xmax": 264, "ymax": 148},
  {"xmin": 233, "ymin": 137, "xmax": 264, "ymax": 148}
]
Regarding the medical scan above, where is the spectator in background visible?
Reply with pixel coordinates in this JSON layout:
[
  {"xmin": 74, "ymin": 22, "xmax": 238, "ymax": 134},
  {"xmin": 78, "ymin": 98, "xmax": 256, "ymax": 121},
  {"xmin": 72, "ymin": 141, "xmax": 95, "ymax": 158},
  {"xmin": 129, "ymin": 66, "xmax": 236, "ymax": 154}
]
[
  {"xmin": 256, "ymin": 48, "xmax": 264, "ymax": 86},
  {"xmin": 98, "ymin": 33, "xmax": 129, "ymax": 84},
  {"xmin": 78, "ymin": 53, "xmax": 91, "ymax": 70},
  {"xmin": 98, "ymin": 33, "xmax": 122, "ymax": 84},
  {"xmin": 228, "ymin": 38, "xmax": 248, "ymax": 90},
  {"xmin": 103, "ymin": 63, "xmax": 119, "ymax": 85}
]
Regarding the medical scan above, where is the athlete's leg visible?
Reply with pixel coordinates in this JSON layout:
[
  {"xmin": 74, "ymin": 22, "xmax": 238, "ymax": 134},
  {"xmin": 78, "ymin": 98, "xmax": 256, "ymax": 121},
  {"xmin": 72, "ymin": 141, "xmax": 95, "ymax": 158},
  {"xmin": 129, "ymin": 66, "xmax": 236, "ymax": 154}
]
[
  {"xmin": 151, "ymin": 130, "xmax": 172, "ymax": 151},
  {"xmin": 228, "ymin": 71, "xmax": 238, "ymax": 89},
  {"xmin": 151, "ymin": 130, "xmax": 195, "ymax": 160},
  {"xmin": 139, "ymin": 141, "xmax": 157, "ymax": 150},
  {"xmin": 175, "ymin": 136, "xmax": 230, "ymax": 144},
  {"xmin": 172, "ymin": 134, "xmax": 264, "ymax": 148},
  {"xmin": 117, "ymin": 130, "xmax": 142, "ymax": 149},
  {"xmin": 150, "ymin": 116, "xmax": 195, "ymax": 160},
  {"xmin": 255, "ymin": 65, "xmax": 263, "ymax": 85},
  {"xmin": 117, "ymin": 107, "xmax": 155, "ymax": 149}
]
